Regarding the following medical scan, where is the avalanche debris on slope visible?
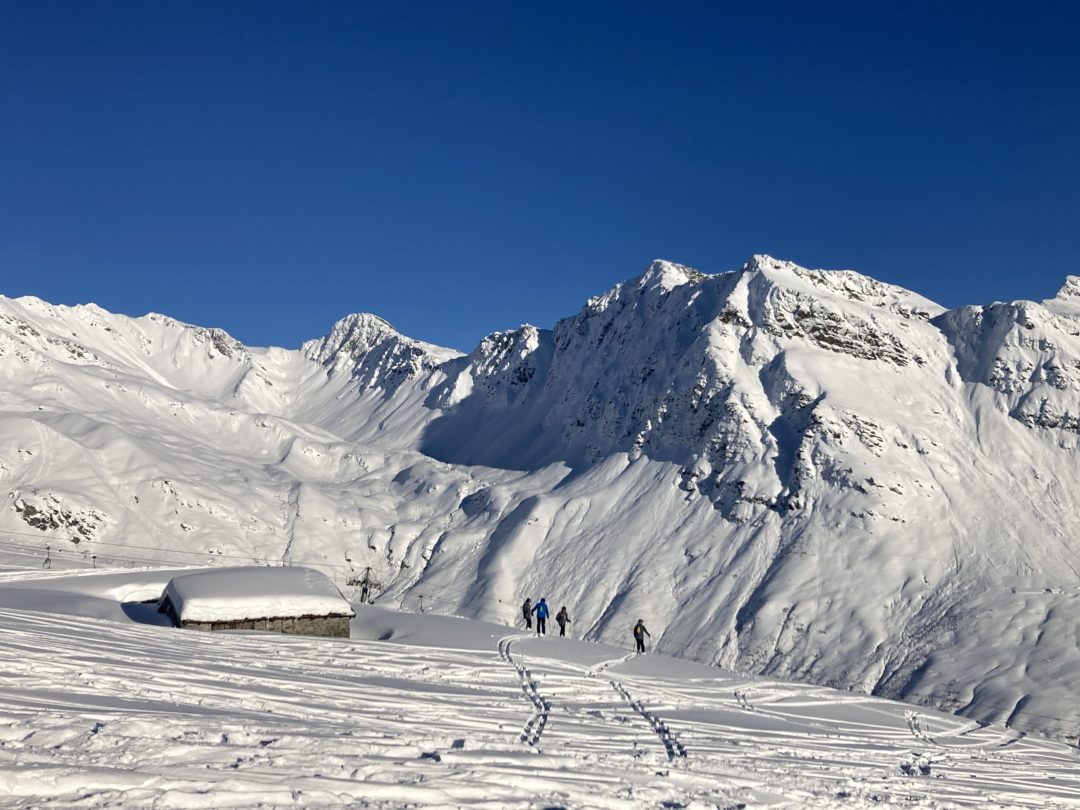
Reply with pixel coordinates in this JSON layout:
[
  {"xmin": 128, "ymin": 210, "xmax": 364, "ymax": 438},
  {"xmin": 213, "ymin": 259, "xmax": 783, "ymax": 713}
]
[{"xmin": 1, "ymin": 254, "xmax": 1080, "ymax": 744}]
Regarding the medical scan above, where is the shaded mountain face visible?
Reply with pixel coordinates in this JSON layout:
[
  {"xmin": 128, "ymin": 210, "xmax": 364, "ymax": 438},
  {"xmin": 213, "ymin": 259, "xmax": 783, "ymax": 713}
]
[{"xmin": 2, "ymin": 257, "xmax": 1079, "ymax": 739}]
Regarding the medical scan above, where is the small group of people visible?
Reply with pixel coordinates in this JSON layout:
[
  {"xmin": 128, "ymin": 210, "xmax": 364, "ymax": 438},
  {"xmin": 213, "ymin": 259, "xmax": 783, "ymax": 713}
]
[
  {"xmin": 522, "ymin": 597, "xmax": 571, "ymax": 636},
  {"xmin": 521, "ymin": 597, "xmax": 652, "ymax": 653}
]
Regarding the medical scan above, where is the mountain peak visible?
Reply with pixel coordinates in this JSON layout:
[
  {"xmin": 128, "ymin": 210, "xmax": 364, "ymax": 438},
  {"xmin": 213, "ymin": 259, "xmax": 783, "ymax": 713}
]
[
  {"xmin": 1042, "ymin": 275, "xmax": 1080, "ymax": 319},
  {"xmin": 303, "ymin": 313, "xmax": 411, "ymax": 365},
  {"xmin": 302, "ymin": 312, "xmax": 460, "ymax": 390},
  {"xmin": 1055, "ymin": 275, "xmax": 1080, "ymax": 301},
  {"xmin": 636, "ymin": 259, "xmax": 706, "ymax": 293},
  {"xmin": 742, "ymin": 253, "xmax": 796, "ymax": 274}
]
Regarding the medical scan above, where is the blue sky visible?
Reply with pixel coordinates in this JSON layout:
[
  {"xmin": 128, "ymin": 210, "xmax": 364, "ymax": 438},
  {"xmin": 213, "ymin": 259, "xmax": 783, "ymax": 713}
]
[{"xmin": 1, "ymin": 2, "xmax": 1078, "ymax": 350}]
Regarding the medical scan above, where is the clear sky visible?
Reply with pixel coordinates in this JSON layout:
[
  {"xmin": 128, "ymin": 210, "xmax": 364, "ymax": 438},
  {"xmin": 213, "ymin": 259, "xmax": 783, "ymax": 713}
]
[{"xmin": 1, "ymin": 2, "xmax": 1078, "ymax": 351}]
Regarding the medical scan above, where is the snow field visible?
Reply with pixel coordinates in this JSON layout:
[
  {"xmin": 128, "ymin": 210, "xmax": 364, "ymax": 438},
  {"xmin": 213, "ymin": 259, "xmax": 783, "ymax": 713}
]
[{"xmin": 1, "ymin": 569, "xmax": 1079, "ymax": 808}]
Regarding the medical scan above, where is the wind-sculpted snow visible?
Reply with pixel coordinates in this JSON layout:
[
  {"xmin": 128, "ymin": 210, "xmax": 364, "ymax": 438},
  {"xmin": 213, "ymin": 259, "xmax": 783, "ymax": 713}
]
[{"xmin": 2, "ymin": 253, "xmax": 1080, "ymax": 747}]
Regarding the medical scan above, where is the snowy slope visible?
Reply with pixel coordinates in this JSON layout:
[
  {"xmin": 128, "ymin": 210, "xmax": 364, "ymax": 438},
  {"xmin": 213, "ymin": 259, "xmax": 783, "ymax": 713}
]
[
  {"xmin": 1, "ymin": 567, "xmax": 1079, "ymax": 808},
  {"xmin": 2, "ymin": 257, "xmax": 1080, "ymax": 743}
]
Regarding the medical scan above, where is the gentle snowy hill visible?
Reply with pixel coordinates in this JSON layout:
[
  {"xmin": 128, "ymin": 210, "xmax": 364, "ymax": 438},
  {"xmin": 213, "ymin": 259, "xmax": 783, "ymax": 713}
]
[
  {"xmin": 2, "ymin": 256, "xmax": 1080, "ymax": 743},
  {"xmin": 1, "ymin": 566, "xmax": 1079, "ymax": 808}
]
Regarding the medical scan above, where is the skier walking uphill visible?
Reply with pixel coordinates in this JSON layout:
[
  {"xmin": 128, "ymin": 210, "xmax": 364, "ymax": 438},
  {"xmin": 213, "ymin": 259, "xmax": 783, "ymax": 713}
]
[
  {"xmin": 533, "ymin": 598, "xmax": 550, "ymax": 635},
  {"xmin": 555, "ymin": 606, "xmax": 571, "ymax": 637},
  {"xmin": 633, "ymin": 619, "xmax": 650, "ymax": 654},
  {"xmin": 522, "ymin": 598, "xmax": 533, "ymax": 630}
]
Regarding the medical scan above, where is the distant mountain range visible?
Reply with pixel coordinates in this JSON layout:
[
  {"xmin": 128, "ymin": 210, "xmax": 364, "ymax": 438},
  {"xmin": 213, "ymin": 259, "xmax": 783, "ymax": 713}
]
[{"xmin": 3, "ymin": 255, "xmax": 1080, "ymax": 738}]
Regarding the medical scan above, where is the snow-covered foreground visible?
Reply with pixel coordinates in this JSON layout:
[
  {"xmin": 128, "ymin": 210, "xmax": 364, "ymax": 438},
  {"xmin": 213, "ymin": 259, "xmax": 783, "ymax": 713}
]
[
  {"xmin": 0, "ymin": 567, "xmax": 1078, "ymax": 808},
  {"xmin": 6, "ymin": 259, "xmax": 1080, "ymax": 739}
]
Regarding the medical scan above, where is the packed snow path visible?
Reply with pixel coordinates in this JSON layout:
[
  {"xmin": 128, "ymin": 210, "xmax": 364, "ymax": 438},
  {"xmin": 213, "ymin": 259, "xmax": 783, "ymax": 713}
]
[{"xmin": 0, "ymin": 579, "xmax": 1079, "ymax": 807}]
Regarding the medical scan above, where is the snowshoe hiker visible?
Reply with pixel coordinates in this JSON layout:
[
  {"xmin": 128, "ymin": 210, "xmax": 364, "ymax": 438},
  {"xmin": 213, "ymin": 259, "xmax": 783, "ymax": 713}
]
[
  {"xmin": 633, "ymin": 619, "xmax": 650, "ymax": 653},
  {"xmin": 522, "ymin": 598, "xmax": 533, "ymax": 630},
  {"xmin": 533, "ymin": 598, "xmax": 550, "ymax": 635},
  {"xmin": 556, "ymin": 606, "xmax": 571, "ymax": 637}
]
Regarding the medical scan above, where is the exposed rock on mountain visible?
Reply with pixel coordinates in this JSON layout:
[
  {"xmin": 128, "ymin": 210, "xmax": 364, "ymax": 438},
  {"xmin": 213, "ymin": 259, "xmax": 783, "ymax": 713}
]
[
  {"xmin": 936, "ymin": 279, "xmax": 1080, "ymax": 439},
  {"xmin": 1, "ymin": 256, "xmax": 1079, "ymax": 740},
  {"xmin": 303, "ymin": 313, "xmax": 459, "ymax": 391}
]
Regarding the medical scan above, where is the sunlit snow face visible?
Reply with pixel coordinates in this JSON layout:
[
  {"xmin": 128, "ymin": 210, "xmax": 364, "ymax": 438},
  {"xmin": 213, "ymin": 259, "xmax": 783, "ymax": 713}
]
[{"xmin": 4, "ymin": 257, "xmax": 1080, "ymax": 759}]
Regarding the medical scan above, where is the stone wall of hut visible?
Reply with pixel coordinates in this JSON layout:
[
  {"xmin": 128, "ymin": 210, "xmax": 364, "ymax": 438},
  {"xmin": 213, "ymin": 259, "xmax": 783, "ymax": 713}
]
[
  {"xmin": 159, "ymin": 596, "xmax": 350, "ymax": 638},
  {"xmin": 180, "ymin": 615, "xmax": 351, "ymax": 638}
]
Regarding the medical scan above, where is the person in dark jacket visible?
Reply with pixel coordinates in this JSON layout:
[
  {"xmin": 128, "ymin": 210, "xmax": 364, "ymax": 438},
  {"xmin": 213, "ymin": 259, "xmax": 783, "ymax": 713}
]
[
  {"xmin": 522, "ymin": 598, "xmax": 533, "ymax": 630},
  {"xmin": 533, "ymin": 598, "xmax": 550, "ymax": 635},
  {"xmin": 633, "ymin": 619, "xmax": 650, "ymax": 653},
  {"xmin": 555, "ymin": 606, "xmax": 571, "ymax": 637}
]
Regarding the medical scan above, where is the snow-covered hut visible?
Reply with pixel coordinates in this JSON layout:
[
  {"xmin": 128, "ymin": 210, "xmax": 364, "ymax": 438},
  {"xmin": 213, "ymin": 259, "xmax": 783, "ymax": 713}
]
[{"xmin": 159, "ymin": 566, "xmax": 354, "ymax": 638}]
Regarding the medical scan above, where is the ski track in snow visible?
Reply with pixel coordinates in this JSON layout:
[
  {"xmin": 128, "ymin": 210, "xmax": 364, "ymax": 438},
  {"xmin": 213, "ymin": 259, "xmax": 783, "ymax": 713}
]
[
  {"xmin": 1, "ymin": 591, "xmax": 1080, "ymax": 807},
  {"xmin": 501, "ymin": 637, "xmax": 686, "ymax": 762},
  {"xmin": 585, "ymin": 652, "xmax": 635, "ymax": 678},
  {"xmin": 609, "ymin": 678, "xmax": 687, "ymax": 761},
  {"xmin": 907, "ymin": 711, "xmax": 936, "ymax": 745},
  {"xmin": 497, "ymin": 635, "xmax": 550, "ymax": 748}
]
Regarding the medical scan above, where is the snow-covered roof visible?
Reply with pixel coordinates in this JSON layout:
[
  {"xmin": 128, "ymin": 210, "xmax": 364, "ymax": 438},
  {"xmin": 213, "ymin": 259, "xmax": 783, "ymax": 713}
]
[{"xmin": 161, "ymin": 566, "xmax": 354, "ymax": 623}]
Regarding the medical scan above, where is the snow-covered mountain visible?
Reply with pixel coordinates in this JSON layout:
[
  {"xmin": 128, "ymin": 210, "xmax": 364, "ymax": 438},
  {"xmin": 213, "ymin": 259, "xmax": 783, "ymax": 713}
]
[{"xmin": 3, "ymin": 256, "xmax": 1080, "ymax": 740}]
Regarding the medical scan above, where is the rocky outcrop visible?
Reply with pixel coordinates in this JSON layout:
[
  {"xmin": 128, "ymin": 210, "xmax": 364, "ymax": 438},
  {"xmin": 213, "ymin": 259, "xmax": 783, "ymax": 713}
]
[{"xmin": 303, "ymin": 313, "xmax": 460, "ymax": 392}]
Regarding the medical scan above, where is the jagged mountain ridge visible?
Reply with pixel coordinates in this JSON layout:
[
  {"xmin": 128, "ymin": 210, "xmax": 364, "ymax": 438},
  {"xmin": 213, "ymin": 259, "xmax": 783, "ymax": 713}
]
[{"xmin": 2, "ymin": 256, "xmax": 1079, "ymax": 739}]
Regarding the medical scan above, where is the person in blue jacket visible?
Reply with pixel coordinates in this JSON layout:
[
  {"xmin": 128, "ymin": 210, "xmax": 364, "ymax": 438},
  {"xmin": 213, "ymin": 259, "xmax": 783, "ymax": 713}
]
[{"xmin": 532, "ymin": 598, "xmax": 550, "ymax": 635}]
